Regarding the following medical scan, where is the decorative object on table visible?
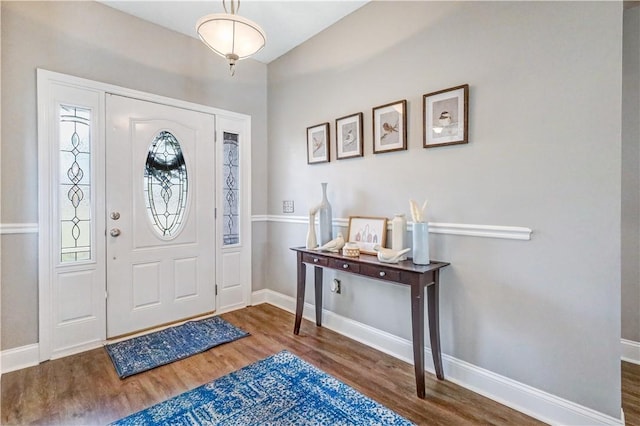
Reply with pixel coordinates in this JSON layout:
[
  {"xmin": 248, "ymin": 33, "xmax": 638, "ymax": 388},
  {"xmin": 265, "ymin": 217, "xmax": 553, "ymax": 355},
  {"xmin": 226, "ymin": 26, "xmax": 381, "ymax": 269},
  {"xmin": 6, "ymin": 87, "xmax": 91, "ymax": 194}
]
[
  {"xmin": 346, "ymin": 216, "xmax": 388, "ymax": 255},
  {"xmin": 342, "ymin": 242, "xmax": 360, "ymax": 257},
  {"xmin": 373, "ymin": 99, "xmax": 407, "ymax": 154},
  {"xmin": 306, "ymin": 206, "xmax": 319, "ymax": 249},
  {"xmin": 318, "ymin": 182, "xmax": 333, "ymax": 245},
  {"xmin": 373, "ymin": 245, "xmax": 411, "ymax": 264},
  {"xmin": 110, "ymin": 351, "xmax": 413, "ymax": 426},
  {"xmin": 307, "ymin": 123, "xmax": 330, "ymax": 164},
  {"xmin": 316, "ymin": 232, "xmax": 345, "ymax": 253},
  {"xmin": 391, "ymin": 213, "xmax": 408, "ymax": 261},
  {"xmin": 423, "ymin": 84, "xmax": 469, "ymax": 148},
  {"xmin": 335, "ymin": 112, "xmax": 364, "ymax": 160},
  {"xmin": 105, "ymin": 316, "xmax": 249, "ymax": 379},
  {"xmin": 410, "ymin": 199, "xmax": 430, "ymax": 265}
]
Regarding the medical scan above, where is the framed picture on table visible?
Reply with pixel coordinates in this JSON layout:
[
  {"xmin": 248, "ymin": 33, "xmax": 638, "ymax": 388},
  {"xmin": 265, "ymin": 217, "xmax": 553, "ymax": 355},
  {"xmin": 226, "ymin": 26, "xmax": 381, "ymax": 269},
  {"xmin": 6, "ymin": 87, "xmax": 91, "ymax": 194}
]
[{"xmin": 346, "ymin": 216, "xmax": 388, "ymax": 254}]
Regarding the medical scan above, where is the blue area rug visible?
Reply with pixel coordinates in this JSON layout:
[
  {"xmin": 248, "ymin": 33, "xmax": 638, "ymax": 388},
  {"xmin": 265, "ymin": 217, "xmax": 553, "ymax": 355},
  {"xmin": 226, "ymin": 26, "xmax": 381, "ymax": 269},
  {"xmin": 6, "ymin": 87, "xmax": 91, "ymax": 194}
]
[
  {"xmin": 111, "ymin": 350, "xmax": 414, "ymax": 425},
  {"xmin": 106, "ymin": 316, "xmax": 249, "ymax": 378}
]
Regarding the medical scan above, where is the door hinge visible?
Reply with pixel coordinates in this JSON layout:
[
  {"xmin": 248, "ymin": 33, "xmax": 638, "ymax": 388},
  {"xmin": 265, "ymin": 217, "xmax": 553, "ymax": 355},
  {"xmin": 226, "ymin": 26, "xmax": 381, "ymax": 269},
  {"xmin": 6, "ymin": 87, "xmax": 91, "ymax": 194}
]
[
  {"xmin": 105, "ymin": 291, "xmax": 108, "ymax": 300},
  {"xmin": 214, "ymin": 208, "xmax": 217, "ymax": 219},
  {"xmin": 215, "ymin": 285, "xmax": 218, "ymax": 296}
]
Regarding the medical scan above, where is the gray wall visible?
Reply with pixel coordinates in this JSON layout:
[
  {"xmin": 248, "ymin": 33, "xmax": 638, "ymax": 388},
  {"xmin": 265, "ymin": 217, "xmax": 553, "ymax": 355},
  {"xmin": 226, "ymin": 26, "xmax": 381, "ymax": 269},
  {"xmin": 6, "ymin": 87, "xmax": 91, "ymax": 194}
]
[
  {"xmin": 0, "ymin": 1, "xmax": 268, "ymax": 349},
  {"xmin": 622, "ymin": 5, "xmax": 640, "ymax": 343},
  {"xmin": 0, "ymin": 0, "xmax": 630, "ymax": 420},
  {"xmin": 267, "ymin": 1, "xmax": 622, "ymax": 418}
]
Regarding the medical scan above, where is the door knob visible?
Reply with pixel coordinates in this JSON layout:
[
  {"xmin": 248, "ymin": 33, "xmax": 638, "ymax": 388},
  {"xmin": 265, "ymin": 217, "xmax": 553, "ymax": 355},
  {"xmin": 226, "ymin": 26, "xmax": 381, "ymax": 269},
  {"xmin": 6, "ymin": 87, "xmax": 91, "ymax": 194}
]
[
  {"xmin": 110, "ymin": 228, "xmax": 121, "ymax": 237},
  {"xmin": 110, "ymin": 212, "xmax": 121, "ymax": 220}
]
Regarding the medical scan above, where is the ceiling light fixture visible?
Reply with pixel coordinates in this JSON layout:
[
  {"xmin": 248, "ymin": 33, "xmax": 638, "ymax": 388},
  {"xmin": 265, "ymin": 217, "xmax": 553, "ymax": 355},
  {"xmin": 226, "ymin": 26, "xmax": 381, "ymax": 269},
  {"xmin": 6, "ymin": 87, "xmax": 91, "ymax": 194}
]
[{"xmin": 196, "ymin": 0, "xmax": 266, "ymax": 76}]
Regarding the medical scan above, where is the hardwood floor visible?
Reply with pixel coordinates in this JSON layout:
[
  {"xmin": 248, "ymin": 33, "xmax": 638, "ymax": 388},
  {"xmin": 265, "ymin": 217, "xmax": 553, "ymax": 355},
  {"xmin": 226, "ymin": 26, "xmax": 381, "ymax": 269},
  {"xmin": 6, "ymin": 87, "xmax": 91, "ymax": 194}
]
[
  {"xmin": 0, "ymin": 304, "xmax": 635, "ymax": 425},
  {"xmin": 624, "ymin": 360, "xmax": 640, "ymax": 425}
]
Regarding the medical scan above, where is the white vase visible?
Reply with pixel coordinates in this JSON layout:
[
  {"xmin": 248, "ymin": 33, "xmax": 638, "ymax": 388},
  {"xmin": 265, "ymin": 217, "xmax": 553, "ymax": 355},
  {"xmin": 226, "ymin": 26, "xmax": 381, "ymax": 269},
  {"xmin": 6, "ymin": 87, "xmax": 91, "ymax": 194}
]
[
  {"xmin": 306, "ymin": 212, "xmax": 318, "ymax": 249},
  {"xmin": 391, "ymin": 214, "xmax": 407, "ymax": 260},
  {"xmin": 412, "ymin": 222, "xmax": 430, "ymax": 265},
  {"xmin": 318, "ymin": 182, "xmax": 333, "ymax": 245}
]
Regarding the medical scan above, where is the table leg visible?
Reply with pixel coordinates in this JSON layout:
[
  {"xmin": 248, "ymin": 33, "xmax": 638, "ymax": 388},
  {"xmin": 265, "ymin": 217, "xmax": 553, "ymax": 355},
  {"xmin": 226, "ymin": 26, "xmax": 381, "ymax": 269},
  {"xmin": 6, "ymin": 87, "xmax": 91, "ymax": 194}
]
[
  {"xmin": 427, "ymin": 271, "xmax": 444, "ymax": 380},
  {"xmin": 314, "ymin": 267, "xmax": 323, "ymax": 327},
  {"xmin": 294, "ymin": 253, "xmax": 306, "ymax": 335},
  {"xmin": 410, "ymin": 283, "xmax": 426, "ymax": 398}
]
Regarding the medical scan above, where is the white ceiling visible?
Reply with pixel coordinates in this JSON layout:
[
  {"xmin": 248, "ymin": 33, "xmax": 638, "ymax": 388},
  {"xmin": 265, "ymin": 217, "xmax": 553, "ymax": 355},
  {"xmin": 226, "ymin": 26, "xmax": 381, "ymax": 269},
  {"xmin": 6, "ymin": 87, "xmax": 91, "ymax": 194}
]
[{"xmin": 99, "ymin": 1, "xmax": 369, "ymax": 63}]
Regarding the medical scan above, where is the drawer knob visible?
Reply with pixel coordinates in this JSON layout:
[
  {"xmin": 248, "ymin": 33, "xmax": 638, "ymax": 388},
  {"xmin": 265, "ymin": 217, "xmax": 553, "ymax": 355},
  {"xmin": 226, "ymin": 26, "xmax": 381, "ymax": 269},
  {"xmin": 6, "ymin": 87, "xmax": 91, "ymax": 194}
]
[
  {"xmin": 343, "ymin": 264, "xmax": 349, "ymax": 269},
  {"xmin": 379, "ymin": 271, "xmax": 386, "ymax": 277},
  {"xmin": 313, "ymin": 258, "xmax": 319, "ymax": 263}
]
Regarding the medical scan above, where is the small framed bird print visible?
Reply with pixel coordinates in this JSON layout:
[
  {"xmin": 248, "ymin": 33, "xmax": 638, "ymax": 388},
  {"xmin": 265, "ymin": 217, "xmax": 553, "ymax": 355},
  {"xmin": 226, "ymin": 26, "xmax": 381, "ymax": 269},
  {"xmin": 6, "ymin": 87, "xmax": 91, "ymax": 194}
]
[
  {"xmin": 336, "ymin": 112, "xmax": 364, "ymax": 160},
  {"xmin": 373, "ymin": 99, "xmax": 407, "ymax": 154},
  {"xmin": 307, "ymin": 122, "xmax": 330, "ymax": 164},
  {"xmin": 423, "ymin": 84, "xmax": 469, "ymax": 148}
]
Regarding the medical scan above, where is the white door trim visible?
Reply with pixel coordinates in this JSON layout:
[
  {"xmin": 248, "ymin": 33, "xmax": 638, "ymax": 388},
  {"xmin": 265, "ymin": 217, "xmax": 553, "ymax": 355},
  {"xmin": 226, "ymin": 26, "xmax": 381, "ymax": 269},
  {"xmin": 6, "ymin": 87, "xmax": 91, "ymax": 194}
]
[
  {"xmin": 37, "ymin": 69, "xmax": 252, "ymax": 361},
  {"xmin": 215, "ymin": 117, "xmax": 252, "ymax": 313}
]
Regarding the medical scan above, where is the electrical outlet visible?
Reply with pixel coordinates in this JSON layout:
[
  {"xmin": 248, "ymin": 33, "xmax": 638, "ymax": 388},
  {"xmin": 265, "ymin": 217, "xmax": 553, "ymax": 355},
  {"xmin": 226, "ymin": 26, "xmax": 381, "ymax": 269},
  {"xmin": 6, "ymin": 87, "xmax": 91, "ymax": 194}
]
[{"xmin": 282, "ymin": 200, "xmax": 294, "ymax": 213}]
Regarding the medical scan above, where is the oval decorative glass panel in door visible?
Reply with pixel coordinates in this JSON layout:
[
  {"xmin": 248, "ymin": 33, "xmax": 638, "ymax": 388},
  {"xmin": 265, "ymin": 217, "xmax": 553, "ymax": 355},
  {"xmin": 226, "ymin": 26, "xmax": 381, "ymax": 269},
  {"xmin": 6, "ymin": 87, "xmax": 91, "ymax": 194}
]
[{"xmin": 144, "ymin": 130, "xmax": 188, "ymax": 238}]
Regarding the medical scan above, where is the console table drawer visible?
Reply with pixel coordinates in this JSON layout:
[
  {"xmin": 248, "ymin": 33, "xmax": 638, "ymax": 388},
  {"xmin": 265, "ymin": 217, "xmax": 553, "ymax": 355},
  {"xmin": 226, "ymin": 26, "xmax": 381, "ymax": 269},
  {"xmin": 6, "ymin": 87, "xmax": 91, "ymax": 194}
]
[
  {"xmin": 302, "ymin": 253, "xmax": 329, "ymax": 266},
  {"xmin": 328, "ymin": 258, "xmax": 360, "ymax": 273},
  {"xmin": 360, "ymin": 264, "xmax": 401, "ymax": 282}
]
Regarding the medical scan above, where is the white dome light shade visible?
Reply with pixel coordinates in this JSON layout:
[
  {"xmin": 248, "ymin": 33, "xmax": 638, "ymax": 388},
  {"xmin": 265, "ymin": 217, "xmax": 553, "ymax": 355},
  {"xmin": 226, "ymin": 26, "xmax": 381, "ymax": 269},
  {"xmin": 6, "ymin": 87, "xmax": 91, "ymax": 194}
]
[{"xmin": 196, "ymin": 13, "xmax": 266, "ymax": 60}]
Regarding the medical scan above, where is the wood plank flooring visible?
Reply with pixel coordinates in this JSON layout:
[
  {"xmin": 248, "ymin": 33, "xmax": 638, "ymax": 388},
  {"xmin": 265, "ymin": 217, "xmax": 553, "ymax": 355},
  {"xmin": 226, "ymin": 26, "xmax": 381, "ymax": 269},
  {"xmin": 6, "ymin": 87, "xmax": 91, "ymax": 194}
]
[
  {"xmin": 624, "ymin": 360, "xmax": 640, "ymax": 425},
  {"xmin": 0, "ymin": 304, "xmax": 635, "ymax": 425}
]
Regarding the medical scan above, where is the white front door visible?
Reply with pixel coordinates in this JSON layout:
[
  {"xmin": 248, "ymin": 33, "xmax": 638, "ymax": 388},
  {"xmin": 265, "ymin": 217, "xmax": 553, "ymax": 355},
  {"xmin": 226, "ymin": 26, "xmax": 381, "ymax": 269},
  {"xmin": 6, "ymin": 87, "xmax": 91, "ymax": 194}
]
[{"xmin": 106, "ymin": 95, "xmax": 216, "ymax": 337}]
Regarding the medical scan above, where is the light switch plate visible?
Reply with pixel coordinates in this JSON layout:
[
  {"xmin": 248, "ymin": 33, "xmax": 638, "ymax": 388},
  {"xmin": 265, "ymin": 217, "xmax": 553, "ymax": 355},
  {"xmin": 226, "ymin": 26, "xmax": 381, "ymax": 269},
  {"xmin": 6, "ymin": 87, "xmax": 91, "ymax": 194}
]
[{"xmin": 282, "ymin": 200, "xmax": 294, "ymax": 213}]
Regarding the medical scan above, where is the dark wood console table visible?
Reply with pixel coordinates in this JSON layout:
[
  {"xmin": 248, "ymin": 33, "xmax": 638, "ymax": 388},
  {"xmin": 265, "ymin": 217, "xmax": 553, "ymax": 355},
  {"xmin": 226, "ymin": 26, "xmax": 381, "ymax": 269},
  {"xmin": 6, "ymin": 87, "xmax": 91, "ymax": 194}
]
[{"xmin": 291, "ymin": 247, "xmax": 450, "ymax": 398}]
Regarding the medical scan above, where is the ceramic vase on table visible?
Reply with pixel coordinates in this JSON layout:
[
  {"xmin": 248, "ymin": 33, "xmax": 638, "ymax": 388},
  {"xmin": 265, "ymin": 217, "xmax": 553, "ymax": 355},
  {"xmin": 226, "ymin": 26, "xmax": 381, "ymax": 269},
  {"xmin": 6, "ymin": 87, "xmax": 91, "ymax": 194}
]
[
  {"xmin": 306, "ymin": 210, "xmax": 318, "ymax": 249},
  {"xmin": 318, "ymin": 182, "xmax": 333, "ymax": 245},
  {"xmin": 412, "ymin": 222, "xmax": 430, "ymax": 265},
  {"xmin": 391, "ymin": 214, "xmax": 407, "ymax": 261}
]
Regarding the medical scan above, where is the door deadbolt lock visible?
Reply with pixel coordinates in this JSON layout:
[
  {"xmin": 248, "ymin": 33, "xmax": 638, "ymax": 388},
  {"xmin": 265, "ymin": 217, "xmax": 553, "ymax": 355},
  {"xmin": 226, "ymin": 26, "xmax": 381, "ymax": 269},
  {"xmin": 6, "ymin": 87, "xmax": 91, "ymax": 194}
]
[
  {"xmin": 110, "ymin": 228, "xmax": 121, "ymax": 237},
  {"xmin": 110, "ymin": 212, "xmax": 121, "ymax": 220}
]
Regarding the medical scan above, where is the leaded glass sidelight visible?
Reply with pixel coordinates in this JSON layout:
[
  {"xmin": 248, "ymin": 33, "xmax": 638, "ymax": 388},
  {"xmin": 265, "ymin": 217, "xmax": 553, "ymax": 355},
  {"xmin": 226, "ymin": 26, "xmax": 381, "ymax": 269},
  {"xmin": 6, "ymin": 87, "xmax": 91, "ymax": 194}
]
[
  {"xmin": 59, "ymin": 105, "xmax": 92, "ymax": 263},
  {"xmin": 144, "ymin": 131, "xmax": 188, "ymax": 238},
  {"xmin": 223, "ymin": 132, "xmax": 240, "ymax": 245}
]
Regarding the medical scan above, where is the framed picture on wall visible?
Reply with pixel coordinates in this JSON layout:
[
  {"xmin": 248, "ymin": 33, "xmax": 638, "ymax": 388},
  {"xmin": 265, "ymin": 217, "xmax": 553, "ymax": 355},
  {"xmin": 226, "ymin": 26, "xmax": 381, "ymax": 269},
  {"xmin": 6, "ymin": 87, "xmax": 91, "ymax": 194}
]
[
  {"xmin": 346, "ymin": 216, "xmax": 388, "ymax": 254},
  {"xmin": 307, "ymin": 122, "xmax": 330, "ymax": 164},
  {"xmin": 335, "ymin": 112, "xmax": 364, "ymax": 160},
  {"xmin": 373, "ymin": 99, "xmax": 407, "ymax": 154},
  {"xmin": 423, "ymin": 84, "xmax": 469, "ymax": 148}
]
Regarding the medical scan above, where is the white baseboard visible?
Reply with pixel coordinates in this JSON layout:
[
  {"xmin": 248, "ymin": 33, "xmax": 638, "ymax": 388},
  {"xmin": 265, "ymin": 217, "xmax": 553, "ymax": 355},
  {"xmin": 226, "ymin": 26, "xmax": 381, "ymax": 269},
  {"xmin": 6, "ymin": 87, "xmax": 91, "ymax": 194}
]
[
  {"xmin": 622, "ymin": 339, "xmax": 640, "ymax": 365},
  {"xmin": 1, "ymin": 340, "xmax": 108, "ymax": 375},
  {"xmin": 50, "ymin": 340, "xmax": 105, "ymax": 361},
  {"xmin": 1, "ymin": 343, "xmax": 40, "ymax": 374},
  {"xmin": 252, "ymin": 289, "xmax": 623, "ymax": 426},
  {"xmin": 250, "ymin": 289, "xmax": 269, "ymax": 305}
]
